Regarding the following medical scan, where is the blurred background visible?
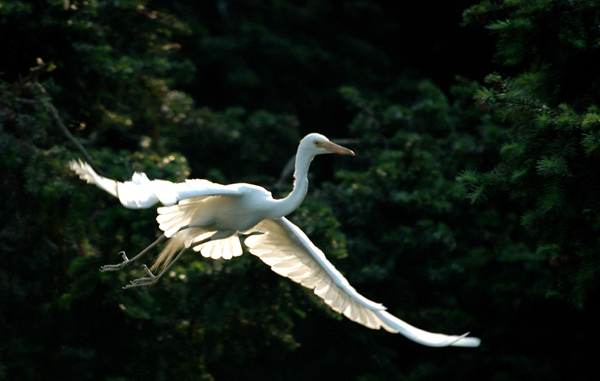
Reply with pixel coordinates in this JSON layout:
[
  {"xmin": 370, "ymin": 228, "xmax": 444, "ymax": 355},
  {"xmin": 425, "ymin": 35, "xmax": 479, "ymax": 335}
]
[{"xmin": 1, "ymin": 0, "xmax": 600, "ymax": 379}]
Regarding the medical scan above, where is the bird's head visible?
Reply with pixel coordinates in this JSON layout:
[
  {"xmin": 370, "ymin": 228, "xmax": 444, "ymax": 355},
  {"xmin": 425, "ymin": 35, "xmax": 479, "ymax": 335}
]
[{"xmin": 299, "ymin": 133, "xmax": 355, "ymax": 157}]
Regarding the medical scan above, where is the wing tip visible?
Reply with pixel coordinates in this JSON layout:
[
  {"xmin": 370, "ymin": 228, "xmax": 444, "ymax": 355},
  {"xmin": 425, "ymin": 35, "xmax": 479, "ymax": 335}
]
[
  {"xmin": 448, "ymin": 332, "xmax": 481, "ymax": 348},
  {"xmin": 69, "ymin": 159, "xmax": 97, "ymax": 184}
]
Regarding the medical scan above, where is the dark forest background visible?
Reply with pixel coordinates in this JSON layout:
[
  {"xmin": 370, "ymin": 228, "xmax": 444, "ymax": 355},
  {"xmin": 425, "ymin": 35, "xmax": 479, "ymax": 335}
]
[{"xmin": 2, "ymin": 0, "xmax": 600, "ymax": 379}]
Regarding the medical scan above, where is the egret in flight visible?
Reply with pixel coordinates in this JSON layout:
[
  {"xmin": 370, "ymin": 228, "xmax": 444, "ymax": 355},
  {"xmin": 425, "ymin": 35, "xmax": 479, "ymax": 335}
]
[{"xmin": 69, "ymin": 133, "xmax": 480, "ymax": 347}]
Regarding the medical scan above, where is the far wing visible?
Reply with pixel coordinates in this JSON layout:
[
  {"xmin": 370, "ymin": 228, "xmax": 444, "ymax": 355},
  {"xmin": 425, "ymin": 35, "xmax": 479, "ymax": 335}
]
[
  {"xmin": 245, "ymin": 217, "xmax": 480, "ymax": 348},
  {"xmin": 69, "ymin": 160, "xmax": 242, "ymax": 209}
]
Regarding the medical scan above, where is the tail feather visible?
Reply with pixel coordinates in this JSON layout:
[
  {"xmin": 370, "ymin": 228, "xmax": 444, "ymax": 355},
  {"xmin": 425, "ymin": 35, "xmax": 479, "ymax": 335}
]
[
  {"xmin": 150, "ymin": 227, "xmax": 207, "ymax": 272},
  {"xmin": 151, "ymin": 230, "xmax": 243, "ymax": 272}
]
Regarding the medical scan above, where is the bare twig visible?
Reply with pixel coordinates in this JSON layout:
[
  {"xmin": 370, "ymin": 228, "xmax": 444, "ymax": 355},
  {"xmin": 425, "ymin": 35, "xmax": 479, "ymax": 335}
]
[
  {"xmin": 25, "ymin": 59, "xmax": 96, "ymax": 167},
  {"xmin": 33, "ymin": 82, "xmax": 96, "ymax": 165},
  {"xmin": 272, "ymin": 156, "xmax": 296, "ymax": 194}
]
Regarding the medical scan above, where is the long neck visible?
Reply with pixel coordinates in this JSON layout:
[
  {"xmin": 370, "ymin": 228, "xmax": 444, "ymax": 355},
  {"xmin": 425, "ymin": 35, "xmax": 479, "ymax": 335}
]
[{"xmin": 274, "ymin": 150, "xmax": 313, "ymax": 217}]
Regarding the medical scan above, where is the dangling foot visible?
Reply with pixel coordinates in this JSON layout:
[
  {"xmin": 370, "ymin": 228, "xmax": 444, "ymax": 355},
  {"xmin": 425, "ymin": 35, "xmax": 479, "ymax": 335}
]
[
  {"xmin": 121, "ymin": 237, "xmax": 211, "ymax": 289},
  {"xmin": 100, "ymin": 251, "xmax": 134, "ymax": 272},
  {"xmin": 123, "ymin": 265, "xmax": 159, "ymax": 289},
  {"xmin": 99, "ymin": 234, "xmax": 167, "ymax": 272}
]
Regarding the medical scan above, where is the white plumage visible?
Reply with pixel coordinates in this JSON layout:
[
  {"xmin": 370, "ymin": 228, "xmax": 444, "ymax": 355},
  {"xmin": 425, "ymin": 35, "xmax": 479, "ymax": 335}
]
[{"xmin": 69, "ymin": 133, "xmax": 480, "ymax": 347}]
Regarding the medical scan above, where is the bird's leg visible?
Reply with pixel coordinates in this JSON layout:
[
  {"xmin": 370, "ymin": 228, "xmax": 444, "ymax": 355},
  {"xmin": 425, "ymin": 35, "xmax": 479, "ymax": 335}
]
[
  {"xmin": 123, "ymin": 236, "xmax": 211, "ymax": 289},
  {"xmin": 100, "ymin": 225, "xmax": 190, "ymax": 272},
  {"xmin": 100, "ymin": 235, "xmax": 166, "ymax": 272}
]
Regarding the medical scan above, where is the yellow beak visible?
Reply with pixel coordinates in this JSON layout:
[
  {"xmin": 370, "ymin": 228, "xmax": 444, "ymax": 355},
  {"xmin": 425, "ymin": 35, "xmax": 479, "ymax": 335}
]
[{"xmin": 321, "ymin": 141, "xmax": 355, "ymax": 156}]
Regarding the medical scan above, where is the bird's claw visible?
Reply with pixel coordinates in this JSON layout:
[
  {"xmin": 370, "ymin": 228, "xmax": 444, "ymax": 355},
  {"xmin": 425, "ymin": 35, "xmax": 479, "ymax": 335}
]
[
  {"xmin": 99, "ymin": 251, "xmax": 132, "ymax": 272},
  {"xmin": 122, "ymin": 264, "xmax": 158, "ymax": 289}
]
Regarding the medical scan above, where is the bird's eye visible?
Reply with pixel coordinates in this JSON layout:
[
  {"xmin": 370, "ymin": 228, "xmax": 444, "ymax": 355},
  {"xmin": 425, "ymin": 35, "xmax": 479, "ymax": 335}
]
[{"xmin": 313, "ymin": 140, "xmax": 319, "ymax": 146}]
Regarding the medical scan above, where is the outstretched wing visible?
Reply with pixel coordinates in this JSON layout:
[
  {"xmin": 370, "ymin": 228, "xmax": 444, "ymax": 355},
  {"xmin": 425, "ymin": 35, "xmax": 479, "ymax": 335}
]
[
  {"xmin": 69, "ymin": 159, "xmax": 242, "ymax": 209},
  {"xmin": 245, "ymin": 217, "xmax": 481, "ymax": 347}
]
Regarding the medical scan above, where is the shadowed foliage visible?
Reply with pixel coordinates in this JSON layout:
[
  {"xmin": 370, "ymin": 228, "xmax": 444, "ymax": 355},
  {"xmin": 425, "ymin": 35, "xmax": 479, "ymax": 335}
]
[{"xmin": 1, "ymin": 0, "xmax": 599, "ymax": 380}]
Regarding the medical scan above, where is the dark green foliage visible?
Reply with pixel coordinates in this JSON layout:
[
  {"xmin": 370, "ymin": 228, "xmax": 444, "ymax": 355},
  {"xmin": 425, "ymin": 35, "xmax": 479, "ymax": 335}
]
[
  {"xmin": 462, "ymin": 0, "xmax": 600, "ymax": 307},
  {"xmin": 2, "ymin": 0, "xmax": 600, "ymax": 380},
  {"xmin": 334, "ymin": 81, "xmax": 600, "ymax": 380},
  {"xmin": 151, "ymin": 0, "xmax": 496, "ymax": 132}
]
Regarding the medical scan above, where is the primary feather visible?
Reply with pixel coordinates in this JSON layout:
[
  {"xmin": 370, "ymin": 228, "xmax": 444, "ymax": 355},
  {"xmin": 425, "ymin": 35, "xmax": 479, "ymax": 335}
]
[{"xmin": 245, "ymin": 217, "xmax": 481, "ymax": 347}]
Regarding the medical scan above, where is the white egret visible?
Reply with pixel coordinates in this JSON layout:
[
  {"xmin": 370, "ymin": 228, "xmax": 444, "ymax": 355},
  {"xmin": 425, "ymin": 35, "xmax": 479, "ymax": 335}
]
[{"xmin": 69, "ymin": 133, "xmax": 480, "ymax": 347}]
